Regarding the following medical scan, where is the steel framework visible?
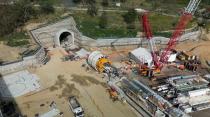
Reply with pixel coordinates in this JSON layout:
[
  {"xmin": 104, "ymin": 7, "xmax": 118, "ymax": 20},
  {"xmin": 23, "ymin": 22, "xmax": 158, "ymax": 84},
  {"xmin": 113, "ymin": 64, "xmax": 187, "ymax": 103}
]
[{"xmin": 141, "ymin": 0, "xmax": 201, "ymax": 69}]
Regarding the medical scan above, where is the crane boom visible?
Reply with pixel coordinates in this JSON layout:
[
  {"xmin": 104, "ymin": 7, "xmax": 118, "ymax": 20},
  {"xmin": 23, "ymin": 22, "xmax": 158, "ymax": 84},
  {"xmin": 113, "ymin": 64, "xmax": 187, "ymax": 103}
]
[
  {"xmin": 159, "ymin": 0, "xmax": 201, "ymax": 67},
  {"xmin": 159, "ymin": 14, "xmax": 192, "ymax": 64},
  {"xmin": 141, "ymin": 14, "xmax": 159, "ymax": 67},
  {"xmin": 185, "ymin": 0, "xmax": 201, "ymax": 14}
]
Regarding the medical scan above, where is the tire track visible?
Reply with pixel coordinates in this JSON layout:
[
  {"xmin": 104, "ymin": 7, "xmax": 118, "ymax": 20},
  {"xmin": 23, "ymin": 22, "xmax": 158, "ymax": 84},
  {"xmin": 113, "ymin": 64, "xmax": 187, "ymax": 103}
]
[{"xmin": 83, "ymin": 88, "xmax": 105, "ymax": 117}]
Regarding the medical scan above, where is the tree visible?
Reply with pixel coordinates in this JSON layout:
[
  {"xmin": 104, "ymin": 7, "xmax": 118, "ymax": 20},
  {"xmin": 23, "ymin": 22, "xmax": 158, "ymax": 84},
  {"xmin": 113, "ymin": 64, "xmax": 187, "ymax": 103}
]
[
  {"xmin": 122, "ymin": 8, "xmax": 137, "ymax": 29},
  {"xmin": 85, "ymin": 0, "xmax": 97, "ymax": 16},
  {"xmin": 99, "ymin": 12, "xmax": 108, "ymax": 28},
  {"xmin": 198, "ymin": 18, "xmax": 206, "ymax": 28},
  {"xmin": 151, "ymin": 0, "xmax": 161, "ymax": 10},
  {"xmin": 40, "ymin": 1, "xmax": 55, "ymax": 14},
  {"xmin": 120, "ymin": 0, "xmax": 126, "ymax": 3},
  {"xmin": 0, "ymin": 0, "xmax": 36, "ymax": 36},
  {"xmin": 73, "ymin": 0, "xmax": 82, "ymax": 4},
  {"xmin": 14, "ymin": 0, "xmax": 37, "ymax": 22},
  {"xmin": 101, "ymin": 0, "xmax": 109, "ymax": 7},
  {"xmin": 87, "ymin": 4, "xmax": 98, "ymax": 16},
  {"xmin": 85, "ymin": 0, "xmax": 96, "ymax": 5}
]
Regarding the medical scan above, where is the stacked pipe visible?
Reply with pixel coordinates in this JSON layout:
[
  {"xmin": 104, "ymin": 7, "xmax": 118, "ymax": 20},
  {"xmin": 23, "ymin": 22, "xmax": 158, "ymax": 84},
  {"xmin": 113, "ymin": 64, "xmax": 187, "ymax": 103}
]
[{"xmin": 184, "ymin": 57, "xmax": 200, "ymax": 72}]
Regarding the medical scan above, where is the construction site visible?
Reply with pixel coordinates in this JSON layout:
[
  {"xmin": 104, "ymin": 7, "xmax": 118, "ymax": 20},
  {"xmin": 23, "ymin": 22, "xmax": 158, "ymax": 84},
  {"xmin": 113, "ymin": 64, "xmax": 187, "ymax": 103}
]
[{"xmin": 1, "ymin": 0, "xmax": 210, "ymax": 117}]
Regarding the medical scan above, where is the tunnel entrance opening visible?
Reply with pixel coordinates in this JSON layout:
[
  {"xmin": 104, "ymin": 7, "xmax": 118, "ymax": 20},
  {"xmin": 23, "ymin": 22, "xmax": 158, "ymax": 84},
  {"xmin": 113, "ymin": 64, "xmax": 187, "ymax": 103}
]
[{"xmin": 59, "ymin": 32, "xmax": 73, "ymax": 48}]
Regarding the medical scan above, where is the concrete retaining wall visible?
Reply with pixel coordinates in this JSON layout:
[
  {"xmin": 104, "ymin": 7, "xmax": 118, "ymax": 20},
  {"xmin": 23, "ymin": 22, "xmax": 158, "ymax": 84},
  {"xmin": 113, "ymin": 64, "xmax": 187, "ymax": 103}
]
[
  {"xmin": 0, "ymin": 47, "xmax": 47, "ymax": 75},
  {"xmin": 31, "ymin": 17, "xmax": 81, "ymax": 47},
  {"xmin": 81, "ymin": 31, "xmax": 200, "ymax": 47},
  {"xmin": 0, "ymin": 17, "xmax": 80, "ymax": 75}
]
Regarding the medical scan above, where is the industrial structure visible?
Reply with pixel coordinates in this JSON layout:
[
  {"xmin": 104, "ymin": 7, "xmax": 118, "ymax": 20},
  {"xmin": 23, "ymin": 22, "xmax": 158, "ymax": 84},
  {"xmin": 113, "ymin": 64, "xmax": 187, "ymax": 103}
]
[
  {"xmin": 84, "ymin": 0, "xmax": 210, "ymax": 117},
  {"xmin": 87, "ymin": 51, "xmax": 111, "ymax": 73},
  {"xmin": 129, "ymin": 47, "xmax": 153, "ymax": 66},
  {"xmin": 139, "ymin": 0, "xmax": 201, "ymax": 77},
  {"xmin": 1, "ymin": 0, "xmax": 210, "ymax": 117},
  {"xmin": 87, "ymin": 51, "xmax": 118, "ymax": 77}
]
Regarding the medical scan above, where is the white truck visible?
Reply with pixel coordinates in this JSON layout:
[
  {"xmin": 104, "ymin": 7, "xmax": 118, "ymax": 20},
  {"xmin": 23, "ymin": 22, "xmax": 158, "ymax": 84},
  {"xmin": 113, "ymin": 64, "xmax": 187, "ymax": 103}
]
[{"xmin": 69, "ymin": 96, "xmax": 84, "ymax": 117}]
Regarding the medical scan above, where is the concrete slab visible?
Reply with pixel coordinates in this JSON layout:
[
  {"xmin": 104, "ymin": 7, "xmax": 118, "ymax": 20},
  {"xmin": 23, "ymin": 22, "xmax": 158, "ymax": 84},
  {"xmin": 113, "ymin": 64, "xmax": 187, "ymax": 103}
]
[
  {"xmin": 40, "ymin": 109, "xmax": 60, "ymax": 117},
  {"xmin": 0, "ymin": 70, "xmax": 41, "ymax": 98}
]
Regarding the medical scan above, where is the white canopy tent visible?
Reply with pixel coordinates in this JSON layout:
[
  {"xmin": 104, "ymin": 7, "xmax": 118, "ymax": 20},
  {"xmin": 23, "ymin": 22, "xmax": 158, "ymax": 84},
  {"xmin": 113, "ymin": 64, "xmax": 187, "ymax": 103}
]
[{"xmin": 129, "ymin": 47, "xmax": 153, "ymax": 66}]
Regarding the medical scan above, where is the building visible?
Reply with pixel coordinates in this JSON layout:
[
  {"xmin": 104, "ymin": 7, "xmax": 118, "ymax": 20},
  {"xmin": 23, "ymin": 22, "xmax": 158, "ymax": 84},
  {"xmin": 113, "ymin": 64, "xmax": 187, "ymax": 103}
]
[{"xmin": 129, "ymin": 48, "xmax": 153, "ymax": 66}]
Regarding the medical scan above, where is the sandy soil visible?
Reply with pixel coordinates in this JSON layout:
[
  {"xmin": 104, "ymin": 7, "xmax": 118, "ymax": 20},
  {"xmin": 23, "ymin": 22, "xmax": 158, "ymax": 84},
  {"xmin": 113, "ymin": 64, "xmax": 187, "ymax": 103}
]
[
  {"xmin": 0, "ymin": 22, "xmax": 42, "ymax": 63},
  {"xmin": 15, "ymin": 48, "xmax": 138, "ymax": 117},
  {"xmin": 0, "ymin": 43, "xmax": 21, "ymax": 62},
  {"xmin": 8, "ymin": 32, "xmax": 210, "ymax": 117},
  {"xmin": 175, "ymin": 39, "xmax": 210, "ymax": 67}
]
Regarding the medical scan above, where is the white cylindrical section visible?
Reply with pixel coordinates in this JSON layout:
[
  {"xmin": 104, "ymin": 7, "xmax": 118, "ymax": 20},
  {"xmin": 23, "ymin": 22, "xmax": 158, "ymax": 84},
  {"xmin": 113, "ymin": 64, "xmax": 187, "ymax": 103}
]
[{"xmin": 88, "ymin": 51, "xmax": 105, "ymax": 70}]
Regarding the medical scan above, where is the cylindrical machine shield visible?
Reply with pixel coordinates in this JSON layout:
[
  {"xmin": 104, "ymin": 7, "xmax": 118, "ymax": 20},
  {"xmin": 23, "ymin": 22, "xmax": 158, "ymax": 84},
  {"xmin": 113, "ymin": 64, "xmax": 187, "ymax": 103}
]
[{"xmin": 88, "ymin": 51, "xmax": 104, "ymax": 70}]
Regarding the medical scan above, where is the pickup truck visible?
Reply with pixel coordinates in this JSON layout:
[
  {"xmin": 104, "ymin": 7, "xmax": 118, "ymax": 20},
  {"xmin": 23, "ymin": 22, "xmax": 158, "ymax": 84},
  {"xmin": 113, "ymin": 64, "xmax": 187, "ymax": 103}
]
[{"xmin": 68, "ymin": 96, "xmax": 84, "ymax": 117}]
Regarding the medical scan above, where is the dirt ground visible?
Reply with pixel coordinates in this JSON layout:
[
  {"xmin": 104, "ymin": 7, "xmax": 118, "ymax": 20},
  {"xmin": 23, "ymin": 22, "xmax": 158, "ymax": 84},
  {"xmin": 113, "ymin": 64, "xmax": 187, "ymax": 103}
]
[
  {"xmin": 176, "ymin": 38, "xmax": 210, "ymax": 67},
  {"xmin": 0, "ymin": 43, "xmax": 22, "ymax": 62},
  {"xmin": 0, "ymin": 22, "xmax": 43, "ymax": 63},
  {"xmin": 6, "ymin": 32, "xmax": 210, "ymax": 117},
  {"xmin": 14, "ymin": 48, "xmax": 138, "ymax": 117}
]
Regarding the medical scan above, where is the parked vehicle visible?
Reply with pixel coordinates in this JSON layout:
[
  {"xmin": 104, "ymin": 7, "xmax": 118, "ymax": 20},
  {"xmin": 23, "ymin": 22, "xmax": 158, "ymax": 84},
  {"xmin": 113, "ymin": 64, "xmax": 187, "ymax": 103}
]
[{"xmin": 68, "ymin": 96, "xmax": 84, "ymax": 117}]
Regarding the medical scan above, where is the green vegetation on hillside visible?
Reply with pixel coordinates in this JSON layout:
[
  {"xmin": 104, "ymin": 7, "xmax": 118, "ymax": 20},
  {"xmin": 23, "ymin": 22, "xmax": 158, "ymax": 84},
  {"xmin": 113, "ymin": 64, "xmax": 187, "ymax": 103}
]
[
  {"xmin": 0, "ymin": 31, "xmax": 30, "ymax": 47},
  {"xmin": 0, "ymin": 0, "xmax": 57, "ymax": 47},
  {"xmin": 73, "ymin": 11, "xmax": 138, "ymax": 39},
  {"xmin": 0, "ymin": 0, "xmax": 205, "ymax": 46},
  {"xmin": 0, "ymin": 0, "xmax": 36, "ymax": 37},
  {"xmin": 148, "ymin": 13, "xmax": 178, "ymax": 31},
  {"xmin": 73, "ymin": 10, "xmax": 197, "ymax": 39}
]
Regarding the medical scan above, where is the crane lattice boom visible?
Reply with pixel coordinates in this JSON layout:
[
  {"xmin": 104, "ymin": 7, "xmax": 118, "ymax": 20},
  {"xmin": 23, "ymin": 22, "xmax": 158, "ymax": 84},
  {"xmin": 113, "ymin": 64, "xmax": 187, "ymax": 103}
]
[
  {"xmin": 140, "ymin": 0, "xmax": 201, "ymax": 70},
  {"xmin": 141, "ymin": 14, "xmax": 159, "ymax": 67},
  {"xmin": 158, "ymin": 0, "xmax": 201, "ymax": 68},
  {"xmin": 185, "ymin": 0, "xmax": 201, "ymax": 14},
  {"xmin": 159, "ymin": 14, "xmax": 192, "ymax": 64}
]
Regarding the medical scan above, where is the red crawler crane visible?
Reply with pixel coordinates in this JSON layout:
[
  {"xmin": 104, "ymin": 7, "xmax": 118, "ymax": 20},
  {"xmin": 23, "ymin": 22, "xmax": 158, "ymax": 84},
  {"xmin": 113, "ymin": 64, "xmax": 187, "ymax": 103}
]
[{"xmin": 141, "ymin": 0, "xmax": 201, "ymax": 71}]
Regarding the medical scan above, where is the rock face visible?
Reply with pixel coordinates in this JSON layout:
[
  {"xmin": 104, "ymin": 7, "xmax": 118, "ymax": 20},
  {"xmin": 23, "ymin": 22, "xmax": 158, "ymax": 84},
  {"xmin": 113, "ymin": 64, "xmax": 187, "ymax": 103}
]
[{"xmin": 30, "ymin": 17, "xmax": 81, "ymax": 48}]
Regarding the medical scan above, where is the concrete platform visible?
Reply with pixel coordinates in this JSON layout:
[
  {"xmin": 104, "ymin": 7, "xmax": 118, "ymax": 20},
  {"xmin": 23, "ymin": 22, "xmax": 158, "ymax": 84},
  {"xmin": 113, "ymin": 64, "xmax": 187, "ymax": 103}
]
[{"xmin": 0, "ymin": 70, "xmax": 41, "ymax": 98}]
